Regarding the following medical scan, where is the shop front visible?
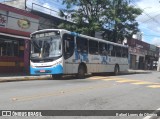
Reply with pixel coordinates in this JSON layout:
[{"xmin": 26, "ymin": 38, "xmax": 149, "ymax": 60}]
[
  {"xmin": 145, "ymin": 45, "xmax": 159, "ymax": 70},
  {"xmin": 128, "ymin": 39, "xmax": 148, "ymax": 70},
  {"xmin": 0, "ymin": 3, "xmax": 39, "ymax": 73},
  {"xmin": 129, "ymin": 47, "xmax": 146, "ymax": 69}
]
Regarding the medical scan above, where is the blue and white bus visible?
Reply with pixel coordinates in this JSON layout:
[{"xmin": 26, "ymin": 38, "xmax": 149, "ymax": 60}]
[{"xmin": 30, "ymin": 29, "xmax": 129, "ymax": 79}]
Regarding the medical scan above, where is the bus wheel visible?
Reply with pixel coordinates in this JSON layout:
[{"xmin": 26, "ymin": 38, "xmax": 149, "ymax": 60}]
[
  {"xmin": 52, "ymin": 74, "xmax": 62, "ymax": 80},
  {"xmin": 77, "ymin": 65, "xmax": 85, "ymax": 79},
  {"xmin": 114, "ymin": 65, "xmax": 119, "ymax": 76}
]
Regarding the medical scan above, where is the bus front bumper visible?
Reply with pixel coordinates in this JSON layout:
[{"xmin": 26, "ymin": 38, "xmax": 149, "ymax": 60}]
[{"xmin": 30, "ymin": 65, "xmax": 63, "ymax": 75}]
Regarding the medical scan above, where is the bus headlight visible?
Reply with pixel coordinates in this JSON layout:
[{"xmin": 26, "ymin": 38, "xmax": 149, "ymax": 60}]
[{"xmin": 30, "ymin": 62, "xmax": 36, "ymax": 68}]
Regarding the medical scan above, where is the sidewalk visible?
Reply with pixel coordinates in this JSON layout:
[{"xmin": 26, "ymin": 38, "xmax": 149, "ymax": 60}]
[
  {"xmin": 125, "ymin": 69, "xmax": 152, "ymax": 74},
  {"xmin": 0, "ymin": 69, "xmax": 152, "ymax": 83}
]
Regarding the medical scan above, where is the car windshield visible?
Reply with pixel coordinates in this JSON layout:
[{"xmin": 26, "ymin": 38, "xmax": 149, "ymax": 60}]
[{"xmin": 31, "ymin": 35, "xmax": 61, "ymax": 59}]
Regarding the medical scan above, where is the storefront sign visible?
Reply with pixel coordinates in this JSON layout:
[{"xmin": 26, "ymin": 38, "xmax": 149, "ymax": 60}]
[
  {"xmin": 0, "ymin": 10, "xmax": 7, "ymax": 27},
  {"xmin": 128, "ymin": 39, "xmax": 150, "ymax": 50},
  {"xmin": 129, "ymin": 47, "xmax": 147, "ymax": 55},
  {"xmin": 17, "ymin": 18, "xmax": 30, "ymax": 29},
  {"xmin": 136, "ymin": 44, "xmax": 143, "ymax": 49},
  {"xmin": 7, "ymin": 12, "xmax": 38, "ymax": 33},
  {"xmin": 0, "ymin": 3, "xmax": 39, "ymax": 36}
]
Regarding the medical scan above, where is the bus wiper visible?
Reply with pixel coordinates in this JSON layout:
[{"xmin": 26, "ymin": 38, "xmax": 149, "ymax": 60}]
[{"xmin": 31, "ymin": 40, "xmax": 41, "ymax": 50}]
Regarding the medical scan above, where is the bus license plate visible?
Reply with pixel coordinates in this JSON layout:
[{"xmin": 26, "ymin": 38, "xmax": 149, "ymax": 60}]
[{"xmin": 40, "ymin": 70, "xmax": 45, "ymax": 73}]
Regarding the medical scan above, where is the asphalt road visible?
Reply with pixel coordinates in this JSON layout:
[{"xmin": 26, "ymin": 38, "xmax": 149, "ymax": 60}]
[{"xmin": 0, "ymin": 71, "xmax": 160, "ymax": 119}]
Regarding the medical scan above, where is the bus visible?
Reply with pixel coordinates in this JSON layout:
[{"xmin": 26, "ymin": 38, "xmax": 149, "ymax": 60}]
[{"xmin": 30, "ymin": 29, "xmax": 129, "ymax": 79}]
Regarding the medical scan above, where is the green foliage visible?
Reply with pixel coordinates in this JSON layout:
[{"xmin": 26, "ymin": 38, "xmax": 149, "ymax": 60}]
[{"xmin": 59, "ymin": 0, "xmax": 142, "ymax": 43}]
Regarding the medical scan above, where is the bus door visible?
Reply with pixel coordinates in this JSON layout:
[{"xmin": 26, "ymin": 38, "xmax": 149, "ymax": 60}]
[{"xmin": 63, "ymin": 34, "xmax": 75, "ymax": 74}]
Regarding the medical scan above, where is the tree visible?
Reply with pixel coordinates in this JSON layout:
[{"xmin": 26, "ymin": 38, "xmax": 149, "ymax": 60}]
[
  {"xmin": 59, "ymin": 0, "xmax": 111, "ymax": 37},
  {"xmin": 103, "ymin": 0, "xmax": 142, "ymax": 42},
  {"xmin": 59, "ymin": 0, "xmax": 142, "ymax": 43}
]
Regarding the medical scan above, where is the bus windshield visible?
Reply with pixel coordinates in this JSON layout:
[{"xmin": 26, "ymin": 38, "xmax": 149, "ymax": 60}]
[{"xmin": 31, "ymin": 35, "xmax": 61, "ymax": 59}]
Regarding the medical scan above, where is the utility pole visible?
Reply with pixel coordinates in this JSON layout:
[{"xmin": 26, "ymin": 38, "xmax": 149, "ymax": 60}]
[{"xmin": 157, "ymin": 47, "xmax": 160, "ymax": 71}]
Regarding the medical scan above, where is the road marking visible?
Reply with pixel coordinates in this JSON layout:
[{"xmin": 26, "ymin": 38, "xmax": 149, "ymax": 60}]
[
  {"xmin": 11, "ymin": 83, "xmax": 113, "ymax": 102},
  {"xmin": 147, "ymin": 85, "xmax": 160, "ymax": 88},
  {"xmin": 87, "ymin": 77, "xmax": 126, "ymax": 81},
  {"xmin": 87, "ymin": 77, "xmax": 111, "ymax": 79},
  {"xmin": 131, "ymin": 82, "xmax": 158, "ymax": 85},
  {"xmin": 101, "ymin": 78, "xmax": 122, "ymax": 81},
  {"xmin": 88, "ymin": 76, "xmax": 160, "ymax": 89},
  {"xmin": 116, "ymin": 80, "xmax": 139, "ymax": 83},
  {"xmin": 143, "ymin": 107, "xmax": 160, "ymax": 119}
]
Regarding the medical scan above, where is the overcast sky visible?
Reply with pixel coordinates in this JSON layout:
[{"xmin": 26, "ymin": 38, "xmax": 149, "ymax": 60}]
[{"xmin": 1, "ymin": 0, "xmax": 160, "ymax": 46}]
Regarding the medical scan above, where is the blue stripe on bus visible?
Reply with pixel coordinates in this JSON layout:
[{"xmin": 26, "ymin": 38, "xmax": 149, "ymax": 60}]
[
  {"xmin": 30, "ymin": 64, "xmax": 63, "ymax": 75},
  {"xmin": 70, "ymin": 32, "xmax": 79, "ymax": 36}
]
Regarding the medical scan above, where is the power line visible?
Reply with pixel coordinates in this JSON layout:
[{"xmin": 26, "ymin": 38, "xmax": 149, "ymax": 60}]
[
  {"xmin": 130, "ymin": 0, "xmax": 160, "ymax": 25},
  {"xmin": 32, "ymin": 0, "xmax": 64, "ymax": 10},
  {"xmin": 130, "ymin": 0, "xmax": 160, "ymax": 39},
  {"xmin": 137, "ymin": 21, "xmax": 160, "ymax": 35},
  {"xmin": 143, "ymin": 13, "xmax": 160, "ymax": 23},
  {"xmin": 144, "ymin": 34, "xmax": 160, "ymax": 37}
]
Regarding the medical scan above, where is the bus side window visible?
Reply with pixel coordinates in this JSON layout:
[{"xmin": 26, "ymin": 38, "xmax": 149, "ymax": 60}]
[
  {"xmin": 76, "ymin": 37, "xmax": 88, "ymax": 53},
  {"xmin": 108, "ymin": 44, "xmax": 114, "ymax": 56},
  {"xmin": 63, "ymin": 34, "xmax": 74, "ymax": 59},
  {"xmin": 99, "ymin": 42, "xmax": 107, "ymax": 56},
  {"xmin": 122, "ymin": 47, "xmax": 128, "ymax": 58},
  {"xmin": 116, "ymin": 46, "xmax": 121, "ymax": 57},
  {"xmin": 89, "ymin": 40, "xmax": 98, "ymax": 55}
]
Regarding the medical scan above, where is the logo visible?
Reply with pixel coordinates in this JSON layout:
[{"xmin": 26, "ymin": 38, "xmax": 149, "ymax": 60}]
[
  {"xmin": 2, "ymin": 111, "xmax": 11, "ymax": 116},
  {"xmin": 17, "ymin": 18, "xmax": 30, "ymax": 29},
  {"xmin": 0, "ymin": 15, "xmax": 7, "ymax": 27}
]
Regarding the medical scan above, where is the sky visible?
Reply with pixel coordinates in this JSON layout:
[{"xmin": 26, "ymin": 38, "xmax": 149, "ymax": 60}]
[
  {"xmin": 1, "ymin": 0, "xmax": 160, "ymax": 46},
  {"xmin": 134, "ymin": 0, "xmax": 160, "ymax": 46}
]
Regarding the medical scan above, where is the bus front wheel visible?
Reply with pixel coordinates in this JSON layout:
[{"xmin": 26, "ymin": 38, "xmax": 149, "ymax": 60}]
[{"xmin": 52, "ymin": 74, "xmax": 62, "ymax": 80}]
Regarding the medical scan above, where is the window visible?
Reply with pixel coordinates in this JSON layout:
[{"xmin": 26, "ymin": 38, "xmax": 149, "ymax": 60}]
[
  {"xmin": 115, "ymin": 46, "xmax": 122, "ymax": 57},
  {"xmin": 63, "ymin": 34, "xmax": 74, "ymax": 59},
  {"xmin": 0, "ymin": 37, "xmax": 19, "ymax": 57},
  {"xmin": 99, "ymin": 42, "xmax": 108, "ymax": 56},
  {"xmin": 76, "ymin": 37, "xmax": 88, "ymax": 53},
  {"xmin": 89, "ymin": 40, "xmax": 98, "ymax": 55},
  {"xmin": 122, "ymin": 47, "xmax": 128, "ymax": 58},
  {"xmin": 108, "ymin": 44, "xmax": 115, "ymax": 56}
]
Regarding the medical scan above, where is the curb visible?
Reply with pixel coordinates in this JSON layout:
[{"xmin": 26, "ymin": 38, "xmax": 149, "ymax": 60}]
[
  {"xmin": 0, "ymin": 75, "xmax": 51, "ymax": 83},
  {"xmin": 118, "ymin": 70, "xmax": 151, "ymax": 75}
]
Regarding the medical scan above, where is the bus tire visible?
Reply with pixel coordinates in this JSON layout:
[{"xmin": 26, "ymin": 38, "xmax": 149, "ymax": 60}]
[
  {"xmin": 77, "ymin": 65, "xmax": 85, "ymax": 79},
  {"xmin": 52, "ymin": 74, "xmax": 62, "ymax": 80},
  {"xmin": 114, "ymin": 65, "xmax": 119, "ymax": 76}
]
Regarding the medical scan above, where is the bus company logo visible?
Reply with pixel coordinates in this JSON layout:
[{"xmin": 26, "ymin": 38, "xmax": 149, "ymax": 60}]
[
  {"xmin": 2, "ymin": 111, "xmax": 12, "ymax": 116},
  {"xmin": 17, "ymin": 18, "xmax": 30, "ymax": 29}
]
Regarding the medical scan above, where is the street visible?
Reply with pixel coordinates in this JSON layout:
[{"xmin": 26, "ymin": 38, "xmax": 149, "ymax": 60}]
[{"xmin": 0, "ymin": 71, "xmax": 160, "ymax": 119}]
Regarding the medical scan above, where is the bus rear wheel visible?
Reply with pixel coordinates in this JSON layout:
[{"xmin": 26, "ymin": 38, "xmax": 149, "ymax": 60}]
[
  {"xmin": 77, "ymin": 65, "xmax": 85, "ymax": 79},
  {"xmin": 114, "ymin": 65, "xmax": 119, "ymax": 76},
  {"xmin": 52, "ymin": 74, "xmax": 62, "ymax": 80}
]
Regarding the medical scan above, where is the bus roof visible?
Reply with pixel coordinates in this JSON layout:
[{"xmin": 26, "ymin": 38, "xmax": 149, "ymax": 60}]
[{"xmin": 31, "ymin": 29, "xmax": 128, "ymax": 48}]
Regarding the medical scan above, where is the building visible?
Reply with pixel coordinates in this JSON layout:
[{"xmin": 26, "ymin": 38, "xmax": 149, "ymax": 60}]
[
  {"xmin": 157, "ymin": 46, "xmax": 160, "ymax": 71},
  {"xmin": 0, "ymin": 3, "xmax": 39, "ymax": 73},
  {"xmin": 128, "ymin": 38, "xmax": 159, "ymax": 70},
  {"xmin": 132, "ymin": 32, "xmax": 143, "ymax": 41}
]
